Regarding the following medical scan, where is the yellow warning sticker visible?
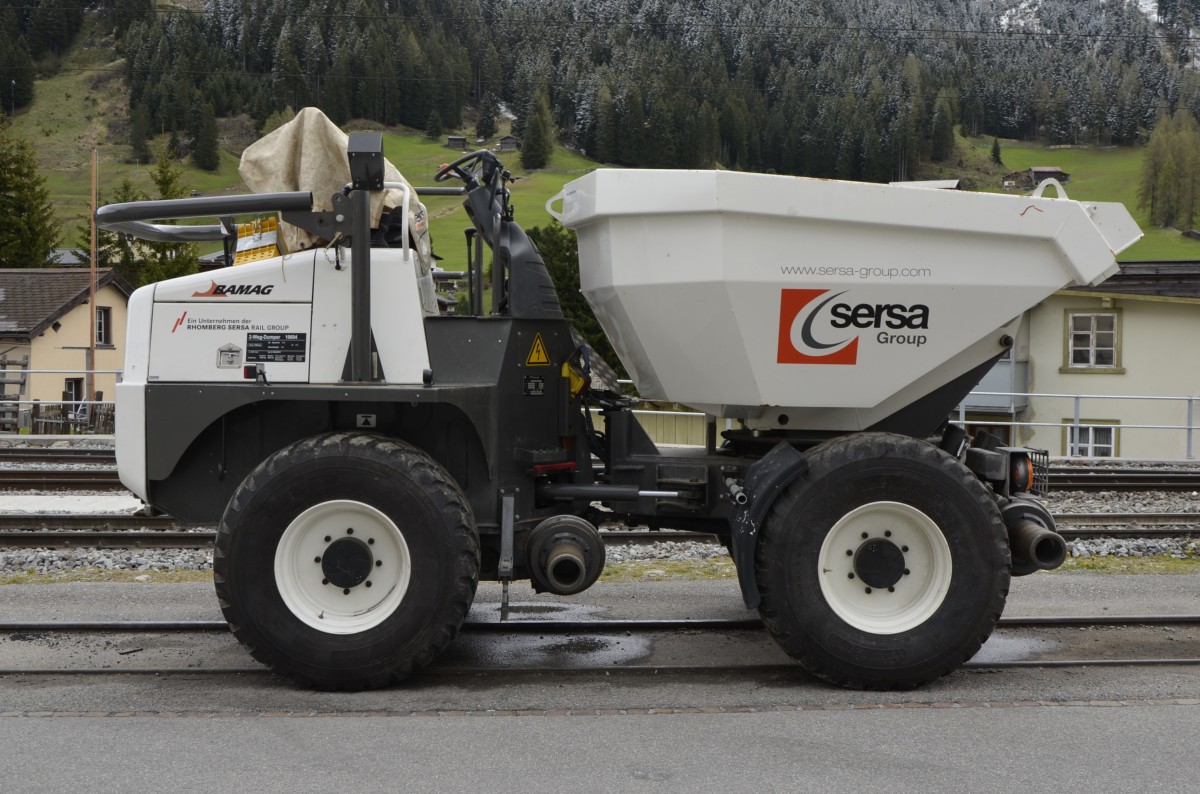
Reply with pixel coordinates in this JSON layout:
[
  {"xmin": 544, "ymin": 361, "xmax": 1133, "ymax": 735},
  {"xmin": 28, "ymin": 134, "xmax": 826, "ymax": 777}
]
[{"xmin": 525, "ymin": 333, "xmax": 551, "ymax": 366}]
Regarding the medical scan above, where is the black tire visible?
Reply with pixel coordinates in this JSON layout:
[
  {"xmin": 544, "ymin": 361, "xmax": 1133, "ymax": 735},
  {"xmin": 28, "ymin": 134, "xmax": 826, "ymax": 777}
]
[
  {"xmin": 213, "ymin": 432, "xmax": 479, "ymax": 690},
  {"xmin": 755, "ymin": 432, "xmax": 1010, "ymax": 689}
]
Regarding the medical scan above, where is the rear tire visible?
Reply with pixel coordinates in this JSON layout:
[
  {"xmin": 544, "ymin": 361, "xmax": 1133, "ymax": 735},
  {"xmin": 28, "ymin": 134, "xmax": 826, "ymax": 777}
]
[
  {"xmin": 214, "ymin": 432, "xmax": 479, "ymax": 690},
  {"xmin": 755, "ymin": 432, "xmax": 1009, "ymax": 689}
]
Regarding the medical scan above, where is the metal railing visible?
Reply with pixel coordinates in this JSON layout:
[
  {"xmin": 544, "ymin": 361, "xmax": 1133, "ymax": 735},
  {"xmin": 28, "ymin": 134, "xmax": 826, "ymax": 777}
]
[
  {"xmin": 957, "ymin": 391, "xmax": 1200, "ymax": 460},
  {"xmin": 0, "ymin": 369, "xmax": 122, "ymax": 435}
]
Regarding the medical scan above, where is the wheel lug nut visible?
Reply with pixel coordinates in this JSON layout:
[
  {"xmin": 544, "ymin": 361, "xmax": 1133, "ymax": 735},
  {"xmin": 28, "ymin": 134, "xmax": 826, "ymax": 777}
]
[
  {"xmin": 847, "ymin": 572, "xmax": 855, "ymax": 579},
  {"xmin": 314, "ymin": 556, "xmax": 321, "ymax": 563},
  {"xmin": 366, "ymin": 581, "xmax": 372, "ymax": 588},
  {"xmin": 321, "ymin": 578, "xmax": 329, "ymax": 585},
  {"xmin": 845, "ymin": 550, "xmax": 853, "ymax": 556},
  {"xmin": 324, "ymin": 536, "xmax": 331, "ymax": 543},
  {"xmin": 368, "ymin": 538, "xmax": 375, "ymax": 545},
  {"xmin": 904, "ymin": 569, "xmax": 911, "ymax": 576},
  {"xmin": 861, "ymin": 532, "xmax": 868, "ymax": 539},
  {"xmin": 884, "ymin": 530, "xmax": 892, "ymax": 537},
  {"xmin": 888, "ymin": 587, "xmax": 895, "ymax": 592},
  {"xmin": 343, "ymin": 588, "xmax": 350, "ymax": 595},
  {"xmin": 902, "ymin": 546, "xmax": 909, "ymax": 552},
  {"xmin": 864, "ymin": 587, "xmax": 872, "ymax": 594},
  {"xmin": 376, "ymin": 560, "xmax": 383, "ymax": 567},
  {"xmin": 346, "ymin": 528, "xmax": 354, "ymax": 535}
]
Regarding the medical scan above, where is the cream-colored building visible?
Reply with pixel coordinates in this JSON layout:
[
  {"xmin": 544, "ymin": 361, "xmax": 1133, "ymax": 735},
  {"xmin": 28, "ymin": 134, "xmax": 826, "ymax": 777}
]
[
  {"xmin": 961, "ymin": 262, "xmax": 1200, "ymax": 459},
  {"xmin": 0, "ymin": 268, "xmax": 130, "ymax": 432}
]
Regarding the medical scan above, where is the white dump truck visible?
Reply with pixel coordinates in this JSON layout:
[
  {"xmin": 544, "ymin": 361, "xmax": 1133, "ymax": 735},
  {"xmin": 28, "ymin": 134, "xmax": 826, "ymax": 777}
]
[{"xmin": 97, "ymin": 115, "xmax": 1140, "ymax": 690}]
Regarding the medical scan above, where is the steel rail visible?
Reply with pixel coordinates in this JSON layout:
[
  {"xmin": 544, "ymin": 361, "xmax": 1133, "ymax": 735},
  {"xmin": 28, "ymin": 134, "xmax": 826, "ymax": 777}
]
[
  {"xmin": 3, "ymin": 519, "xmax": 1200, "ymax": 549},
  {"xmin": 8, "ymin": 465, "xmax": 1200, "ymax": 493},
  {"xmin": 0, "ymin": 470, "xmax": 123, "ymax": 491},
  {"xmin": 7, "ymin": 659, "xmax": 1200, "ymax": 677},
  {"xmin": 3, "ymin": 614, "xmax": 1199, "ymax": 634},
  {"xmin": 0, "ymin": 448, "xmax": 116, "ymax": 463},
  {"xmin": 0, "ymin": 526, "xmax": 719, "ymax": 548}
]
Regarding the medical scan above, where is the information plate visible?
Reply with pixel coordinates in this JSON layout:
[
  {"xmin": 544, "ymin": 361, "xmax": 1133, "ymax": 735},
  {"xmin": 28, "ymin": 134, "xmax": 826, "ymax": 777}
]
[{"xmin": 247, "ymin": 332, "xmax": 307, "ymax": 363}]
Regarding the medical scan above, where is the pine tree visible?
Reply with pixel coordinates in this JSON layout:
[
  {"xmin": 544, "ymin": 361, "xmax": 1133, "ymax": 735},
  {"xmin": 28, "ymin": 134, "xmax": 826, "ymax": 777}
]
[
  {"xmin": 475, "ymin": 95, "xmax": 498, "ymax": 141},
  {"xmin": 425, "ymin": 109, "xmax": 443, "ymax": 140},
  {"xmin": 0, "ymin": 32, "xmax": 35, "ymax": 113},
  {"xmin": 129, "ymin": 103, "xmax": 152, "ymax": 164},
  {"xmin": 261, "ymin": 106, "xmax": 296, "ymax": 135},
  {"xmin": 526, "ymin": 222, "xmax": 625, "ymax": 377},
  {"xmin": 74, "ymin": 180, "xmax": 147, "ymax": 287},
  {"xmin": 1139, "ymin": 110, "xmax": 1200, "ymax": 230},
  {"xmin": 930, "ymin": 99, "xmax": 955, "ymax": 162},
  {"xmin": 0, "ymin": 117, "xmax": 60, "ymax": 267},
  {"xmin": 191, "ymin": 103, "xmax": 221, "ymax": 172},
  {"xmin": 991, "ymin": 138, "xmax": 1003, "ymax": 167},
  {"xmin": 520, "ymin": 87, "xmax": 554, "ymax": 170},
  {"xmin": 140, "ymin": 144, "xmax": 199, "ymax": 284}
]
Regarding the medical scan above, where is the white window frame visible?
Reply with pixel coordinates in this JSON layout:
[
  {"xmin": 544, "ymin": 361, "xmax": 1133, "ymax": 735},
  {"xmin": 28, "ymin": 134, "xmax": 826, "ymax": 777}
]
[
  {"xmin": 1064, "ymin": 310, "xmax": 1122, "ymax": 373},
  {"xmin": 96, "ymin": 306, "xmax": 113, "ymax": 346},
  {"xmin": 1065, "ymin": 422, "xmax": 1118, "ymax": 458}
]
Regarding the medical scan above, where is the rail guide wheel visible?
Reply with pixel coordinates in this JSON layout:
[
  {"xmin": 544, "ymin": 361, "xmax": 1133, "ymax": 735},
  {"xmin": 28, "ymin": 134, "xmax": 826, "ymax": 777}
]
[
  {"xmin": 214, "ymin": 432, "xmax": 479, "ymax": 691},
  {"xmin": 755, "ymin": 432, "xmax": 1010, "ymax": 689}
]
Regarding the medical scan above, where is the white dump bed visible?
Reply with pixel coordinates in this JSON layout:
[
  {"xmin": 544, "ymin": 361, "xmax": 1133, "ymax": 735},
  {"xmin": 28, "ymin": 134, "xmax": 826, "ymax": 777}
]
[{"xmin": 551, "ymin": 170, "xmax": 1141, "ymax": 431}]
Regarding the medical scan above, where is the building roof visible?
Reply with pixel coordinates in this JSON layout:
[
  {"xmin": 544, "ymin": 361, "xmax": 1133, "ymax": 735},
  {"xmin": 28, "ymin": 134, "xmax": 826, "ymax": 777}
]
[
  {"xmin": 889, "ymin": 179, "xmax": 961, "ymax": 190},
  {"xmin": 0, "ymin": 268, "xmax": 132, "ymax": 339},
  {"xmin": 1067, "ymin": 261, "xmax": 1200, "ymax": 301},
  {"xmin": 51, "ymin": 248, "xmax": 87, "ymax": 265}
]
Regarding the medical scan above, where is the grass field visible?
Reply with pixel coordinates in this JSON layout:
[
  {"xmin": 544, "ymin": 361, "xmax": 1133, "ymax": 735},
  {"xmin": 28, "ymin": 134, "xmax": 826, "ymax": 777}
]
[
  {"xmin": 9, "ymin": 31, "xmax": 591, "ymax": 268},
  {"xmin": 969, "ymin": 138, "xmax": 1200, "ymax": 260}
]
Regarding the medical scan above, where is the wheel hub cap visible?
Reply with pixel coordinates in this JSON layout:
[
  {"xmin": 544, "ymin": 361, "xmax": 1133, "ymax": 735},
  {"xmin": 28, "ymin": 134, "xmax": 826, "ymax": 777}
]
[
  {"xmin": 854, "ymin": 538, "xmax": 906, "ymax": 589},
  {"xmin": 321, "ymin": 537, "xmax": 373, "ymax": 589}
]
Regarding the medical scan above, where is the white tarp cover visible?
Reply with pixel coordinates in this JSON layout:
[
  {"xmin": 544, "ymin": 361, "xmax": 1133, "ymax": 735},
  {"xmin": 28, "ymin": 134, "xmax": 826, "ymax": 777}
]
[{"xmin": 239, "ymin": 107, "xmax": 437, "ymax": 312}]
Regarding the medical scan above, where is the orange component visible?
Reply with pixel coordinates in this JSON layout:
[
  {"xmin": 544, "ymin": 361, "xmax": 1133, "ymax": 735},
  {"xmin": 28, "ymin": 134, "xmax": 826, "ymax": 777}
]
[{"xmin": 1010, "ymin": 455, "xmax": 1034, "ymax": 493}]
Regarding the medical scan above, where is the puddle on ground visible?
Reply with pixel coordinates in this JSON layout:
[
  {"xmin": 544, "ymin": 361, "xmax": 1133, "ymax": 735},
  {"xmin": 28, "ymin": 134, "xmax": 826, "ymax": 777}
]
[
  {"xmin": 466, "ymin": 600, "xmax": 607, "ymax": 622},
  {"xmin": 971, "ymin": 633, "xmax": 1060, "ymax": 664},
  {"xmin": 448, "ymin": 600, "xmax": 650, "ymax": 667}
]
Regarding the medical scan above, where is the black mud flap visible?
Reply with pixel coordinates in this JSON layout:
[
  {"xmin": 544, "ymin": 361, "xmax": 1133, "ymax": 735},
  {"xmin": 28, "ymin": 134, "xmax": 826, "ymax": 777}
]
[{"xmin": 729, "ymin": 441, "xmax": 808, "ymax": 609}]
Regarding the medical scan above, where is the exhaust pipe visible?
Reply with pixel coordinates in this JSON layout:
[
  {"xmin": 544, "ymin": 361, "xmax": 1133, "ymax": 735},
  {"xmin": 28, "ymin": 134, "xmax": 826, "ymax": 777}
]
[
  {"xmin": 526, "ymin": 515, "xmax": 605, "ymax": 596},
  {"xmin": 1002, "ymin": 498, "xmax": 1067, "ymax": 576},
  {"xmin": 1002, "ymin": 498, "xmax": 1068, "ymax": 576},
  {"xmin": 1009, "ymin": 519, "xmax": 1067, "ymax": 572}
]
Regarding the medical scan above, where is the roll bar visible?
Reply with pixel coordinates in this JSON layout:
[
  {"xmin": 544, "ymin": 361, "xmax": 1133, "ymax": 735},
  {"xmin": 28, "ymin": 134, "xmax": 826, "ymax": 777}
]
[{"xmin": 95, "ymin": 192, "xmax": 315, "ymax": 243}]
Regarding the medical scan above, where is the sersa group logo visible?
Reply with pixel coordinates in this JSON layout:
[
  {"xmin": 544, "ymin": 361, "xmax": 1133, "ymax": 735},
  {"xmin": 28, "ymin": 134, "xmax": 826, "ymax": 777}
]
[
  {"xmin": 777, "ymin": 289, "xmax": 931, "ymax": 365},
  {"xmin": 777, "ymin": 289, "xmax": 859, "ymax": 364},
  {"xmin": 191, "ymin": 280, "xmax": 275, "ymax": 298}
]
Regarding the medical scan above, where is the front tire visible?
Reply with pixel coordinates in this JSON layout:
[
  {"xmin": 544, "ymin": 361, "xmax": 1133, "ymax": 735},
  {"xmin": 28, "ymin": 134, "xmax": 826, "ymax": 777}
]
[
  {"xmin": 755, "ymin": 433, "xmax": 1010, "ymax": 689},
  {"xmin": 214, "ymin": 433, "xmax": 479, "ymax": 690}
]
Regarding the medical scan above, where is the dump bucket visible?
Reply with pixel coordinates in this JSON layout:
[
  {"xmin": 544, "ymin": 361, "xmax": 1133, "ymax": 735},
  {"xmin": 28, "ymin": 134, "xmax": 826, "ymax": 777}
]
[{"xmin": 549, "ymin": 171, "xmax": 1140, "ymax": 431}]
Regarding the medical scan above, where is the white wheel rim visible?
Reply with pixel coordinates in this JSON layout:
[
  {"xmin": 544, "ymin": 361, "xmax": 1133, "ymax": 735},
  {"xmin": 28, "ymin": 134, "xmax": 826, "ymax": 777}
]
[
  {"xmin": 274, "ymin": 499, "xmax": 412, "ymax": 635},
  {"xmin": 817, "ymin": 501, "xmax": 952, "ymax": 635}
]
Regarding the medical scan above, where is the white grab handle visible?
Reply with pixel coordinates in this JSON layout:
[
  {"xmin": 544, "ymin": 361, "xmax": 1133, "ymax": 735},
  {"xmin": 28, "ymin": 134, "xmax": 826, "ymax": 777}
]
[{"xmin": 545, "ymin": 190, "xmax": 566, "ymax": 223}]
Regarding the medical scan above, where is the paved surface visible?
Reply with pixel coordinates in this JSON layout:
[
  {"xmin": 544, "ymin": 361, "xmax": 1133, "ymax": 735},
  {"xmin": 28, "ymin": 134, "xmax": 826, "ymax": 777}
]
[{"xmin": 2, "ymin": 574, "xmax": 1200, "ymax": 791}]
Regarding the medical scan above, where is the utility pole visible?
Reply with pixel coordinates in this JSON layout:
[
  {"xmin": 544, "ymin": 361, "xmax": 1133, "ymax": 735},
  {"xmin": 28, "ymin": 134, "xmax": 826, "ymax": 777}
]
[{"xmin": 88, "ymin": 148, "xmax": 97, "ymax": 405}]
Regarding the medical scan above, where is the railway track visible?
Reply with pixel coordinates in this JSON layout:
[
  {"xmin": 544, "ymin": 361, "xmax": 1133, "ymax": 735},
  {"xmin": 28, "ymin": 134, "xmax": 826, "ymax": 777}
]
[
  {"xmin": 1, "ymin": 615, "xmax": 1198, "ymax": 675},
  {"xmin": 0, "ymin": 514, "xmax": 1199, "ymax": 548},
  {"xmin": 0, "ymin": 469, "xmax": 124, "ymax": 490},
  {"xmin": 7, "ymin": 446, "xmax": 1200, "ymax": 492}
]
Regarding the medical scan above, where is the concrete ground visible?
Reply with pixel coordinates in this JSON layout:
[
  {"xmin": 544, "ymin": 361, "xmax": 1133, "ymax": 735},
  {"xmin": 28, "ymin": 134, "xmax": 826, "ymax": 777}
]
[{"xmin": 1, "ymin": 573, "xmax": 1199, "ymax": 792}]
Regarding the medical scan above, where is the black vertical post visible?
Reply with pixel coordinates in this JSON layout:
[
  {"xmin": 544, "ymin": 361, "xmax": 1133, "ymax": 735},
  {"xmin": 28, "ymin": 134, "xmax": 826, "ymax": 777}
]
[{"xmin": 349, "ymin": 188, "xmax": 372, "ymax": 382}]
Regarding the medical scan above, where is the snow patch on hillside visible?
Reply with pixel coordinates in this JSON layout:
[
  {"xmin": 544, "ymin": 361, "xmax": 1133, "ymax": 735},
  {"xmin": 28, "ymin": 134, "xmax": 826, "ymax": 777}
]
[
  {"xmin": 1134, "ymin": 0, "xmax": 1159, "ymax": 23},
  {"xmin": 999, "ymin": 0, "xmax": 1041, "ymax": 31}
]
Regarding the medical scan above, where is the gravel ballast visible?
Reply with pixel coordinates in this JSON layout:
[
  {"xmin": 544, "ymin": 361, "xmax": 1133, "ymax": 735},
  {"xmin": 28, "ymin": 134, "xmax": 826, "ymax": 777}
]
[{"xmin": 3, "ymin": 488, "xmax": 1200, "ymax": 576}]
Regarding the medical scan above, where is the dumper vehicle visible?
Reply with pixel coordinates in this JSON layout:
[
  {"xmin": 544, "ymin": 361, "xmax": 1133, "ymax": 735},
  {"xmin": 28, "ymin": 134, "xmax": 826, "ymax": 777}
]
[{"xmin": 97, "ymin": 110, "xmax": 1141, "ymax": 690}]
